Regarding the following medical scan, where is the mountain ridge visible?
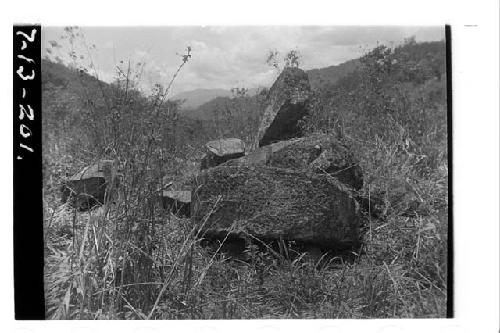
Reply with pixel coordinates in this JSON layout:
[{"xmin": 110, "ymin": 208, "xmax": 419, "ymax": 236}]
[
  {"xmin": 171, "ymin": 87, "xmax": 262, "ymax": 110},
  {"xmin": 172, "ymin": 59, "xmax": 362, "ymax": 111}
]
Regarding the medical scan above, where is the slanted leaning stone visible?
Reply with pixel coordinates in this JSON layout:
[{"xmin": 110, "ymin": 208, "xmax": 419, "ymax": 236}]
[{"xmin": 257, "ymin": 67, "xmax": 313, "ymax": 147}]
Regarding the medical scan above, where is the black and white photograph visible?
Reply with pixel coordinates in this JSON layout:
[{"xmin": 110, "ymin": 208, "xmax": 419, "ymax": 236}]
[
  {"xmin": 6, "ymin": 1, "xmax": 500, "ymax": 332},
  {"xmin": 38, "ymin": 25, "xmax": 451, "ymax": 320}
]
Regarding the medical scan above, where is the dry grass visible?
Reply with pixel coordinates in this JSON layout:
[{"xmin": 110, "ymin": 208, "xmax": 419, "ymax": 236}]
[{"xmin": 44, "ymin": 148, "xmax": 448, "ymax": 319}]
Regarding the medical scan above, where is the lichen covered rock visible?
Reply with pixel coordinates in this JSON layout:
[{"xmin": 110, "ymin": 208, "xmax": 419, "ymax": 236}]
[
  {"xmin": 192, "ymin": 165, "xmax": 360, "ymax": 249},
  {"xmin": 225, "ymin": 134, "xmax": 363, "ymax": 190}
]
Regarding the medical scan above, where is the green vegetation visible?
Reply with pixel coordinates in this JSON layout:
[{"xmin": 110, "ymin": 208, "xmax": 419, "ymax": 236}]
[{"xmin": 43, "ymin": 29, "xmax": 448, "ymax": 319}]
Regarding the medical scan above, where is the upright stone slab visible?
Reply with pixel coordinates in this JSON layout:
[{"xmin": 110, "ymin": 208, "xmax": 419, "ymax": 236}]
[
  {"xmin": 192, "ymin": 165, "xmax": 360, "ymax": 250},
  {"xmin": 200, "ymin": 138, "xmax": 245, "ymax": 170},
  {"xmin": 257, "ymin": 67, "xmax": 312, "ymax": 147}
]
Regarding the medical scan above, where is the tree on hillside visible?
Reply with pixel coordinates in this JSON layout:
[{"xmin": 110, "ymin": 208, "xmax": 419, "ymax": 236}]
[{"xmin": 266, "ymin": 48, "xmax": 303, "ymax": 74}]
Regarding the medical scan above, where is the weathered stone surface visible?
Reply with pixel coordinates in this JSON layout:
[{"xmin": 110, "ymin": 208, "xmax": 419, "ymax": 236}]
[
  {"xmin": 200, "ymin": 138, "xmax": 245, "ymax": 170},
  {"xmin": 257, "ymin": 67, "xmax": 313, "ymax": 147},
  {"xmin": 224, "ymin": 134, "xmax": 363, "ymax": 190},
  {"xmin": 270, "ymin": 134, "xmax": 364, "ymax": 190},
  {"xmin": 61, "ymin": 160, "xmax": 118, "ymax": 210},
  {"xmin": 223, "ymin": 139, "xmax": 297, "ymax": 167},
  {"xmin": 192, "ymin": 165, "xmax": 360, "ymax": 249},
  {"xmin": 162, "ymin": 190, "xmax": 191, "ymax": 218}
]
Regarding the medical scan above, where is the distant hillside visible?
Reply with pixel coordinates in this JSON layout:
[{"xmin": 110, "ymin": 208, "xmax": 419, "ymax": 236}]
[
  {"xmin": 176, "ymin": 59, "xmax": 361, "ymax": 118},
  {"xmin": 41, "ymin": 59, "xmax": 108, "ymax": 140},
  {"xmin": 307, "ymin": 59, "xmax": 361, "ymax": 90},
  {"xmin": 309, "ymin": 39, "xmax": 447, "ymax": 145},
  {"xmin": 42, "ymin": 59, "xmax": 103, "ymax": 94},
  {"xmin": 172, "ymin": 89, "xmax": 232, "ymax": 109},
  {"xmin": 173, "ymin": 57, "xmax": 361, "ymax": 112},
  {"xmin": 172, "ymin": 87, "xmax": 261, "ymax": 110},
  {"xmin": 42, "ymin": 39, "xmax": 446, "ymax": 148},
  {"xmin": 41, "ymin": 59, "xmax": 211, "ymax": 159}
]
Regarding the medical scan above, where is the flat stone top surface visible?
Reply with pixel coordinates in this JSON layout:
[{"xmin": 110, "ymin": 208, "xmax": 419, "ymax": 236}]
[
  {"xmin": 163, "ymin": 190, "xmax": 191, "ymax": 203},
  {"xmin": 206, "ymin": 138, "xmax": 245, "ymax": 157},
  {"xmin": 69, "ymin": 160, "xmax": 115, "ymax": 181}
]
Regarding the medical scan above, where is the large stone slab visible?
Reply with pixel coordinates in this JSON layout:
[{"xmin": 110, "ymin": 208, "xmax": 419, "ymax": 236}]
[
  {"xmin": 224, "ymin": 134, "xmax": 363, "ymax": 190},
  {"xmin": 192, "ymin": 165, "xmax": 360, "ymax": 250},
  {"xmin": 61, "ymin": 160, "xmax": 118, "ymax": 210},
  {"xmin": 257, "ymin": 67, "xmax": 313, "ymax": 147},
  {"xmin": 200, "ymin": 138, "xmax": 245, "ymax": 170}
]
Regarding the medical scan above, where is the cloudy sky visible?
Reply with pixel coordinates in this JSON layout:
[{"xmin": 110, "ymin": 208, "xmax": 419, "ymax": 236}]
[{"xmin": 42, "ymin": 26, "xmax": 444, "ymax": 96}]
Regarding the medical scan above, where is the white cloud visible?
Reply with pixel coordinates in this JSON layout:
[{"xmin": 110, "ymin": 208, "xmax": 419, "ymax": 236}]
[{"xmin": 103, "ymin": 40, "xmax": 114, "ymax": 49}]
